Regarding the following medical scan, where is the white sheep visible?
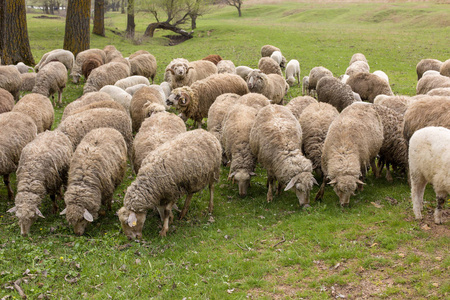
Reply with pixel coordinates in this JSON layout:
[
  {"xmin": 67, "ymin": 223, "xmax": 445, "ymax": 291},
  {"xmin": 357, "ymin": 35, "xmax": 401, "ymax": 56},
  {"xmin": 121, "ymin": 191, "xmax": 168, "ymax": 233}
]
[
  {"xmin": 285, "ymin": 96, "xmax": 318, "ymax": 121},
  {"xmin": 285, "ymin": 59, "xmax": 301, "ymax": 87},
  {"xmin": 14, "ymin": 62, "xmax": 34, "ymax": 74},
  {"xmin": 129, "ymin": 53, "xmax": 157, "ymax": 83},
  {"xmin": 302, "ymin": 76, "xmax": 310, "ymax": 96},
  {"xmin": 373, "ymin": 70, "xmax": 389, "ymax": 84},
  {"xmin": 166, "ymin": 59, "xmax": 218, "ymax": 89},
  {"xmin": 130, "ymin": 85, "xmax": 167, "ymax": 132},
  {"xmin": 416, "ymin": 74, "xmax": 450, "ymax": 94},
  {"xmin": 345, "ymin": 60, "xmax": 370, "ymax": 77},
  {"xmin": 99, "ymin": 85, "xmax": 133, "ymax": 114},
  {"xmin": 235, "ymin": 66, "xmax": 253, "ymax": 81},
  {"xmin": 217, "ymin": 59, "xmax": 236, "ymax": 74},
  {"xmin": 125, "ymin": 83, "xmax": 148, "ymax": 96},
  {"xmin": 246, "ymin": 69, "xmax": 288, "ymax": 105},
  {"xmin": 35, "ymin": 49, "xmax": 74, "ymax": 73},
  {"xmin": 61, "ymin": 91, "xmax": 114, "ymax": 121},
  {"xmin": 416, "ymin": 58, "xmax": 442, "ymax": 80},
  {"xmin": 349, "ymin": 53, "xmax": 368, "ymax": 66},
  {"xmin": 409, "ymin": 126, "xmax": 450, "ymax": 224},
  {"xmin": 114, "ymin": 75, "xmax": 150, "ymax": 90},
  {"xmin": 32, "ymin": 61, "xmax": 68, "ymax": 106},
  {"xmin": 308, "ymin": 66, "xmax": 333, "ymax": 98}
]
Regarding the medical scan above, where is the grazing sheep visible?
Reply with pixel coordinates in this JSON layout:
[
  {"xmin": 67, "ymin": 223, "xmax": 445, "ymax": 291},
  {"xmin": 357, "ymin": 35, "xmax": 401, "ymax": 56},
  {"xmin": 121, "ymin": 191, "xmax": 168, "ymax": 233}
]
[
  {"xmin": 103, "ymin": 45, "xmax": 123, "ymax": 63},
  {"xmin": 217, "ymin": 60, "xmax": 236, "ymax": 74},
  {"xmin": 346, "ymin": 72, "xmax": 393, "ymax": 102},
  {"xmin": 416, "ymin": 58, "xmax": 442, "ymax": 80},
  {"xmin": 0, "ymin": 112, "xmax": 37, "ymax": 200},
  {"xmin": 19, "ymin": 72, "xmax": 36, "ymax": 92},
  {"xmin": 35, "ymin": 49, "xmax": 74, "ymax": 73},
  {"xmin": 130, "ymin": 86, "xmax": 167, "ymax": 132},
  {"xmin": 316, "ymin": 76, "xmax": 356, "ymax": 112},
  {"xmin": 0, "ymin": 88, "xmax": 14, "ymax": 114},
  {"xmin": 83, "ymin": 62, "xmax": 131, "ymax": 94},
  {"xmin": 114, "ymin": 76, "xmax": 150, "ymax": 90},
  {"xmin": 373, "ymin": 70, "xmax": 389, "ymax": 84},
  {"xmin": 372, "ymin": 104, "xmax": 408, "ymax": 182},
  {"xmin": 7, "ymin": 130, "xmax": 73, "ymax": 236},
  {"xmin": 423, "ymin": 70, "xmax": 441, "ymax": 77},
  {"xmin": 222, "ymin": 104, "xmax": 258, "ymax": 196},
  {"xmin": 167, "ymin": 73, "xmax": 249, "ymax": 128},
  {"xmin": 66, "ymin": 100, "xmax": 127, "ymax": 120},
  {"xmin": 345, "ymin": 60, "xmax": 370, "ymax": 77},
  {"xmin": 440, "ymin": 59, "xmax": 450, "ymax": 77},
  {"xmin": 61, "ymin": 91, "xmax": 113, "ymax": 121},
  {"xmin": 164, "ymin": 58, "xmax": 190, "ymax": 83},
  {"xmin": 317, "ymin": 103, "xmax": 383, "ymax": 206},
  {"xmin": 261, "ymin": 45, "xmax": 280, "ymax": 57},
  {"xmin": 118, "ymin": 129, "xmax": 222, "ymax": 239},
  {"xmin": 132, "ymin": 111, "xmax": 186, "ymax": 173},
  {"xmin": 129, "ymin": 53, "xmax": 157, "ymax": 83},
  {"xmin": 246, "ymin": 69, "xmax": 288, "ymax": 105},
  {"xmin": 340, "ymin": 74, "xmax": 350, "ymax": 84},
  {"xmin": 202, "ymin": 54, "xmax": 223, "ymax": 65},
  {"xmin": 61, "ymin": 128, "xmax": 127, "ymax": 235},
  {"xmin": 14, "ymin": 62, "xmax": 34, "ymax": 74},
  {"xmin": 270, "ymin": 50, "xmax": 284, "ymax": 68},
  {"xmin": 71, "ymin": 48, "xmax": 106, "ymax": 83},
  {"xmin": 99, "ymin": 85, "xmax": 133, "ymax": 113},
  {"xmin": 299, "ymin": 102, "xmax": 339, "ymax": 175},
  {"xmin": 207, "ymin": 93, "xmax": 242, "ymax": 144},
  {"xmin": 128, "ymin": 50, "xmax": 150, "ymax": 59},
  {"xmin": 409, "ymin": 126, "xmax": 450, "ymax": 224},
  {"xmin": 416, "ymin": 74, "xmax": 450, "ymax": 94},
  {"xmin": 427, "ymin": 87, "xmax": 450, "ymax": 97},
  {"xmin": 237, "ymin": 92, "xmax": 271, "ymax": 111},
  {"xmin": 250, "ymin": 105, "xmax": 316, "ymax": 206},
  {"xmin": 12, "ymin": 93, "xmax": 54, "ymax": 133},
  {"xmin": 0, "ymin": 65, "xmax": 22, "ymax": 101},
  {"xmin": 373, "ymin": 95, "xmax": 412, "ymax": 115},
  {"xmin": 302, "ymin": 76, "xmax": 310, "ymax": 96},
  {"xmin": 81, "ymin": 54, "xmax": 103, "ymax": 80},
  {"xmin": 285, "ymin": 59, "xmax": 301, "ymax": 87},
  {"xmin": 349, "ymin": 53, "xmax": 368, "ymax": 66},
  {"xmin": 235, "ymin": 66, "xmax": 253, "ymax": 81},
  {"xmin": 57, "ymin": 108, "xmax": 133, "ymax": 152},
  {"xmin": 125, "ymin": 83, "xmax": 148, "ymax": 95},
  {"xmin": 308, "ymin": 66, "xmax": 333, "ymax": 98},
  {"xmin": 258, "ymin": 57, "xmax": 283, "ymax": 76},
  {"xmin": 402, "ymin": 96, "xmax": 450, "ymax": 142},
  {"xmin": 166, "ymin": 59, "xmax": 218, "ymax": 89},
  {"xmin": 285, "ymin": 96, "xmax": 318, "ymax": 120},
  {"xmin": 32, "ymin": 61, "xmax": 68, "ymax": 106}
]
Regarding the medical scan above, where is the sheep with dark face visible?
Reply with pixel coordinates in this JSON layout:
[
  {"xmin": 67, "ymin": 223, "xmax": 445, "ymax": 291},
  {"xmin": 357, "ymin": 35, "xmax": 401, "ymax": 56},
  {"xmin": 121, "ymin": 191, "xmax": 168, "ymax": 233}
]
[{"xmin": 246, "ymin": 69, "xmax": 288, "ymax": 105}]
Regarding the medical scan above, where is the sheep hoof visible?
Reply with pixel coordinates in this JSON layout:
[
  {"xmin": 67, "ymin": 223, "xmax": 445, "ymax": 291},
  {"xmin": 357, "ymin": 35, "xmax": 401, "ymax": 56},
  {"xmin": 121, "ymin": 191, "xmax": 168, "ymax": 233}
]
[{"xmin": 302, "ymin": 204, "xmax": 311, "ymax": 209}]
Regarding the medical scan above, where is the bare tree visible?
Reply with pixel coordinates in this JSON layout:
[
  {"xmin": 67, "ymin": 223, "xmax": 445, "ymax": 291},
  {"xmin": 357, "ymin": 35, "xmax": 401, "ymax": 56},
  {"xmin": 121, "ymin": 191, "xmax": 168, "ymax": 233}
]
[
  {"xmin": 186, "ymin": 0, "xmax": 212, "ymax": 30},
  {"xmin": 63, "ymin": 0, "xmax": 91, "ymax": 58},
  {"xmin": 0, "ymin": 0, "xmax": 35, "ymax": 65},
  {"xmin": 223, "ymin": 0, "xmax": 243, "ymax": 17},
  {"xmin": 93, "ymin": 0, "xmax": 106, "ymax": 36}
]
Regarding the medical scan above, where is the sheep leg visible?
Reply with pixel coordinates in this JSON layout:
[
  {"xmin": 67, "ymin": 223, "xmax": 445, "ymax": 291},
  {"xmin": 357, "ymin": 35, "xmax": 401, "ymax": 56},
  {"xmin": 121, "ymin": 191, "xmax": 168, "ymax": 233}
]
[
  {"xmin": 376, "ymin": 158, "xmax": 384, "ymax": 178},
  {"xmin": 50, "ymin": 194, "xmax": 58, "ymax": 214},
  {"xmin": 267, "ymin": 175, "xmax": 274, "ymax": 203},
  {"xmin": 160, "ymin": 206, "xmax": 172, "ymax": 237},
  {"xmin": 276, "ymin": 181, "xmax": 283, "ymax": 195},
  {"xmin": 179, "ymin": 193, "xmax": 193, "ymax": 220},
  {"xmin": 208, "ymin": 182, "xmax": 214, "ymax": 214},
  {"xmin": 3, "ymin": 174, "xmax": 13, "ymax": 201},
  {"xmin": 385, "ymin": 163, "xmax": 393, "ymax": 182},
  {"xmin": 411, "ymin": 175, "xmax": 427, "ymax": 220},
  {"xmin": 156, "ymin": 206, "xmax": 165, "ymax": 222},
  {"xmin": 315, "ymin": 180, "xmax": 326, "ymax": 202},
  {"xmin": 371, "ymin": 159, "xmax": 379, "ymax": 178},
  {"xmin": 434, "ymin": 193, "xmax": 446, "ymax": 225},
  {"xmin": 58, "ymin": 89, "xmax": 63, "ymax": 106}
]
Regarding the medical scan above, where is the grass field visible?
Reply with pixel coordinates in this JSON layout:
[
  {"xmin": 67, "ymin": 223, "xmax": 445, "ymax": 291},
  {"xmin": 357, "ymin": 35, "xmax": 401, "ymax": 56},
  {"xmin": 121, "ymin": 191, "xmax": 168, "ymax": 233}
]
[{"xmin": 1, "ymin": 1, "xmax": 449, "ymax": 299}]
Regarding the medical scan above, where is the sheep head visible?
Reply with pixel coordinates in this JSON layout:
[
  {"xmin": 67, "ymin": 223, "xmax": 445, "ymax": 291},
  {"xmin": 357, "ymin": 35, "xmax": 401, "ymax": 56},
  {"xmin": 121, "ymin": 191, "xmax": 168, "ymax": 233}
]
[
  {"xmin": 7, "ymin": 196, "xmax": 45, "ymax": 236},
  {"xmin": 166, "ymin": 87, "xmax": 194, "ymax": 109},
  {"xmin": 285, "ymin": 172, "xmax": 318, "ymax": 207},
  {"xmin": 247, "ymin": 70, "xmax": 266, "ymax": 93},
  {"xmin": 117, "ymin": 207, "xmax": 147, "ymax": 240},
  {"xmin": 286, "ymin": 76, "xmax": 296, "ymax": 87},
  {"xmin": 328, "ymin": 175, "xmax": 364, "ymax": 206},
  {"xmin": 228, "ymin": 169, "xmax": 256, "ymax": 196},
  {"xmin": 168, "ymin": 62, "xmax": 190, "ymax": 78},
  {"xmin": 143, "ymin": 102, "xmax": 166, "ymax": 118},
  {"xmin": 60, "ymin": 205, "xmax": 94, "ymax": 236}
]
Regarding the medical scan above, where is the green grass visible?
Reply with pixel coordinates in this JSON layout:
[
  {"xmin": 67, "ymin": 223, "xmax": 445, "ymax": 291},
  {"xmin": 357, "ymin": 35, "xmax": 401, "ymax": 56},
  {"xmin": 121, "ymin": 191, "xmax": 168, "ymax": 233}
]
[{"xmin": 1, "ymin": 1, "xmax": 450, "ymax": 299}]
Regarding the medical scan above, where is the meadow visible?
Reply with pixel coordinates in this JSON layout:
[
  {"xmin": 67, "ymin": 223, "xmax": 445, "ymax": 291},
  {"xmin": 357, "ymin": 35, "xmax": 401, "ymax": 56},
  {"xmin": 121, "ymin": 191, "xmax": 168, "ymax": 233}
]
[{"xmin": 1, "ymin": 1, "xmax": 449, "ymax": 299}]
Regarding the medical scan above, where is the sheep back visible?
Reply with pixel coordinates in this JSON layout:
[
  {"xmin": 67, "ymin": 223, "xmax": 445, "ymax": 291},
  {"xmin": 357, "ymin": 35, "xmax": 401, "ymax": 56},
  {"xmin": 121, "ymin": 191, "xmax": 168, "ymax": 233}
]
[
  {"xmin": 258, "ymin": 57, "xmax": 282, "ymax": 76},
  {"xmin": 62, "ymin": 91, "xmax": 113, "ymax": 121},
  {"xmin": 236, "ymin": 92, "xmax": 270, "ymax": 111},
  {"xmin": 12, "ymin": 93, "xmax": 54, "ymax": 133},
  {"xmin": 261, "ymin": 45, "xmax": 280, "ymax": 57},
  {"xmin": 416, "ymin": 59, "xmax": 442, "ymax": 80},
  {"xmin": 346, "ymin": 72, "xmax": 393, "ymax": 102},
  {"xmin": 247, "ymin": 70, "xmax": 287, "ymax": 104},
  {"xmin": 285, "ymin": 96, "xmax": 318, "ymax": 120},
  {"xmin": 0, "ymin": 65, "xmax": 22, "ymax": 101},
  {"xmin": 207, "ymin": 93, "xmax": 241, "ymax": 142},
  {"xmin": 316, "ymin": 76, "xmax": 356, "ymax": 112},
  {"xmin": 416, "ymin": 74, "xmax": 450, "ymax": 94},
  {"xmin": 0, "ymin": 88, "xmax": 14, "ymax": 114},
  {"xmin": 83, "ymin": 62, "xmax": 131, "ymax": 93},
  {"xmin": 349, "ymin": 53, "xmax": 368, "ymax": 66},
  {"xmin": 129, "ymin": 54, "xmax": 157, "ymax": 82},
  {"xmin": 373, "ymin": 95, "xmax": 412, "ymax": 115},
  {"xmin": 130, "ymin": 86, "xmax": 166, "ymax": 132},
  {"xmin": 20, "ymin": 73, "xmax": 36, "ymax": 92},
  {"xmin": 308, "ymin": 66, "xmax": 333, "ymax": 91}
]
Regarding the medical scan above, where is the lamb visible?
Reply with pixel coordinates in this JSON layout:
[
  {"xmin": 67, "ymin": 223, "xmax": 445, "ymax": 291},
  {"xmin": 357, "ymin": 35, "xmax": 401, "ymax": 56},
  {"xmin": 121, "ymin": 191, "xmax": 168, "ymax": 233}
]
[
  {"xmin": 99, "ymin": 85, "xmax": 133, "ymax": 113},
  {"xmin": 0, "ymin": 65, "xmax": 22, "ymax": 101},
  {"xmin": 235, "ymin": 66, "xmax": 253, "ymax": 81},
  {"xmin": 416, "ymin": 58, "xmax": 442, "ymax": 80},
  {"xmin": 373, "ymin": 95, "xmax": 412, "ymax": 115},
  {"xmin": 35, "ymin": 49, "xmax": 74, "ymax": 73},
  {"xmin": 222, "ymin": 104, "xmax": 258, "ymax": 196},
  {"xmin": 349, "ymin": 53, "xmax": 368, "ymax": 66},
  {"xmin": 166, "ymin": 59, "xmax": 218, "ymax": 89},
  {"xmin": 402, "ymin": 96, "xmax": 450, "ymax": 142},
  {"xmin": 60, "ymin": 128, "xmax": 127, "ymax": 235},
  {"xmin": 427, "ymin": 87, "xmax": 450, "ymax": 97},
  {"xmin": 298, "ymin": 102, "xmax": 339, "ymax": 176},
  {"xmin": 14, "ymin": 62, "xmax": 34, "ymax": 74},
  {"xmin": 207, "ymin": 93, "xmax": 242, "ymax": 144},
  {"xmin": 409, "ymin": 126, "xmax": 450, "ymax": 224},
  {"xmin": 202, "ymin": 54, "xmax": 223, "ymax": 65},
  {"xmin": 130, "ymin": 86, "xmax": 167, "ymax": 132},
  {"xmin": 32, "ymin": 61, "xmax": 68, "ymax": 106},
  {"xmin": 164, "ymin": 58, "xmax": 190, "ymax": 83},
  {"xmin": 34, "ymin": 49, "xmax": 61, "ymax": 71},
  {"xmin": 167, "ymin": 73, "xmax": 249, "ymax": 128},
  {"xmin": 0, "ymin": 112, "xmax": 37, "ymax": 200},
  {"xmin": 129, "ymin": 53, "xmax": 157, "ymax": 83},
  {"xmin": 246, "ymin": 69, "xmax": 288, "ymax": 105},
  {"xmin": 317, "ymin": 103, "xmax": 384, "ymax": 206},
  {"xmin": 440, "ymin": 59, "xmax": 450, "ymax": 77},
  {"xmin": 57, "ymin": 108, "xmax": 133, "ymax": 152},
  {"xmin": 71, "ymin": 48, "xmax": 106, "ymax": 83},
  {"xmin": 250, "ymin": 105, "xmax": 316, "ymax": 206},
  {"xmin": 373, "ymin": 70, "xmax": 389, "ymax": 84},
  {"xmin": 308, "ymin": 66, "xmax": 333, "ymax": 98},
  {"xmin": 7, "ymin": 130, "xmax": 73, "ymax": 236},
  {"xmin": 285, "ymin": 59, "xmax": 301, "ymax": 87},
  {"xmin": 270, "ymin": 50, "xmax": 286, "ymax": 68},
  {"xmin": 20, "ymin": 72, "xmax": 36, "ymax": 92},
  {"xmin": 61, "ymin": 91, "xmax": 114, "ymax": 121},
  {"xmin": 302, "ymin": 76, "xmax": 310, "ymax": 96},
  {"xmin": 372, "ymin": 104, "xmax": 408, "ymax": 182},
  {"xmin": 0, "ymin": 88, "xmax": 14, "ymax": 114},
  {"xmin": 217, "ymin": 60, "xmax": 236, "ymax": 74},
  {"xmin": 117, "ymin": 129, "xmax": 222, "ymax": 239},
  {"xmin": 316, "ymin": 75, "xmax": 357, "ymax": 112},
  {"xmin": 11, "ymin": 93, "xmax": 54, "ymax": 133},
  {"xmin": 81, "ymin": 54, "xmax": 103, "ymax": 80},
  {"xmin": 346, "ymin": 72, "xmax": 393, "ymax": 102},
  {"xmin": 132, "ymin": 111, "xmax": 186, "ymax": 173},
  {"xmin": 114, "ymin": 75, "xmax": 150, "ymax": 90},
  {"xmin": 285, "ymin": 96, "xmax": 318, "ymax": 120},
  {"xmin": 83, "ymin": 62, "xmax": 131, "ymax": 94},
  {"xmin": 345, "ymin": 60, "xmax": 370, "ymax": 77},
  {"xmin": 258, "ymin": 57, "xmax": 283, "ymax": 76},
  {"xmin": 416, "ymin": 74, "xmax": 450, "ymax": 94}
]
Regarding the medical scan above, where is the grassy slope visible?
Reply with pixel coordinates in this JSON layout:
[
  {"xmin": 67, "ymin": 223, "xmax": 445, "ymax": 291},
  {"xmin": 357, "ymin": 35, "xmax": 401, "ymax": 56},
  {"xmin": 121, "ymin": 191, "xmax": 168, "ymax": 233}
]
[{"xmin": 1, "ymin": 2, "xmax": 449, "ymax": 299}]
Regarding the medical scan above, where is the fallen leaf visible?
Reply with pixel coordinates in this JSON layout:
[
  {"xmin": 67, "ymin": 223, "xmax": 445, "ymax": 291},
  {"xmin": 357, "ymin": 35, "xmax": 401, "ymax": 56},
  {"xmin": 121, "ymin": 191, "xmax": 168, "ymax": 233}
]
[
  {"xmin": 208, "ymin": 216, "xmax": 215, "ymax": 223},
  {"xmin": 258, "ymin": 215, "xmax": 265, "ymax": 219},
  {"xmin": 421, "ymin": 224, "xmax": 431, "ymax": 231},
  {"xmin": 370, "ymin": 243, "xmax": 378, "ymax": 248},
  {"xmin": 227, "ymin": 288, "xmax": 235, "ymax": 294},
  {"xmin": 135, "ymin": 259, "xmax": 141, "ymax": 265},
  {"xmin": 385, "ymin": 196, "xmax": 398, "ymax": 205},
  {"xmin": 398, "ymin": 253, "xmax": 405, "ymax": 258},
  {"xmin": 371, "ymin": 202, "xmax": 383, "ymax": 209},
  {"xmin": 64, "ymin": 273, "xmax": 80, "ymax": 284},
  {"xmin": 435, "ymin": 257, "xmax": 442, "ymax": 261},
  {"xmin": 432, "ymin": 283, "xmax": 439, "ymax": 287},
  {"xmin": 333, "ymin": 263, "xmax": 341, "ymax": 269}
]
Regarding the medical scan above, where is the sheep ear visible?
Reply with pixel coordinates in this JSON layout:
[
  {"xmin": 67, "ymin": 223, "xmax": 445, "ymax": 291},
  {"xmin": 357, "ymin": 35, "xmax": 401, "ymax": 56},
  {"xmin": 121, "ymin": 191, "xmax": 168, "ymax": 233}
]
[
  {"xmin": 60, "ymin": 208, "xmax": 67, "ymax": 215},
  {"xmin": 128, "ymin": 212, "xmax": 137, "ymax": 227},
  {"xmin": 284, "ymin": 177, "xmax": 296, "ymax": 191},
  {"xmin": 249, "ymin": 172, "xmax": 257, "ymax": 177},
  {"xmin": 7, "ymin": 206, "xmax": 17, "ymax": 214},
  {"xmin": 36, "ymin": 208, "xmax": 45, "ymax": 218},
  {"xmin": 356, "ymin": 179, "xmax": 365, "ymax": 185},
  {"xmin": 83, "ymin": 209, "xmax": 94, "ymax": 222}
]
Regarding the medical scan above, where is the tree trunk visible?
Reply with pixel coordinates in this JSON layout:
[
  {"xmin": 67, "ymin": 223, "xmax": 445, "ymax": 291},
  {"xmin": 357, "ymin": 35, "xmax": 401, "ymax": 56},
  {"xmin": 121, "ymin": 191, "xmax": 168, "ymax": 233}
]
[
  {"xmin": 238, "ymin": 5, "xmax": 241, "ymax": 17},
  {"xmin": 0, "ymin": 0, "xmax": 35, "ymax": 65},
  {"xmin": 144, "ymin": 22, "xmax": 193, "ymax": 39},
  {"xmin": 63, "ymin": 0, "xmax": 91, "ymax": 58},
  {"xmin": 191, "ymin": 15, "xmax": 197, "ymax": 30},
  {"xmin": 121, "ymin": 0, "xmax": 125, "ymax": 14},
  {"xmin": 93, "ymin": 0, "xmax": 105, "ymax": 37},
  {"xmin": 126, "ymin": 0, "xmax": 135, "ymax": 38}
]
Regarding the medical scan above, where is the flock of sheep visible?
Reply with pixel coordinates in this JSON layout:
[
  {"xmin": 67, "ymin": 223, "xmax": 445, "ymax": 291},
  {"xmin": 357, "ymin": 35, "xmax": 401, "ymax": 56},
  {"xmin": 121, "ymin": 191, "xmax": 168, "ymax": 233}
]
[{"xmin": 0, "ymin": 44, "xmax": 449, "ymax": 239}]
